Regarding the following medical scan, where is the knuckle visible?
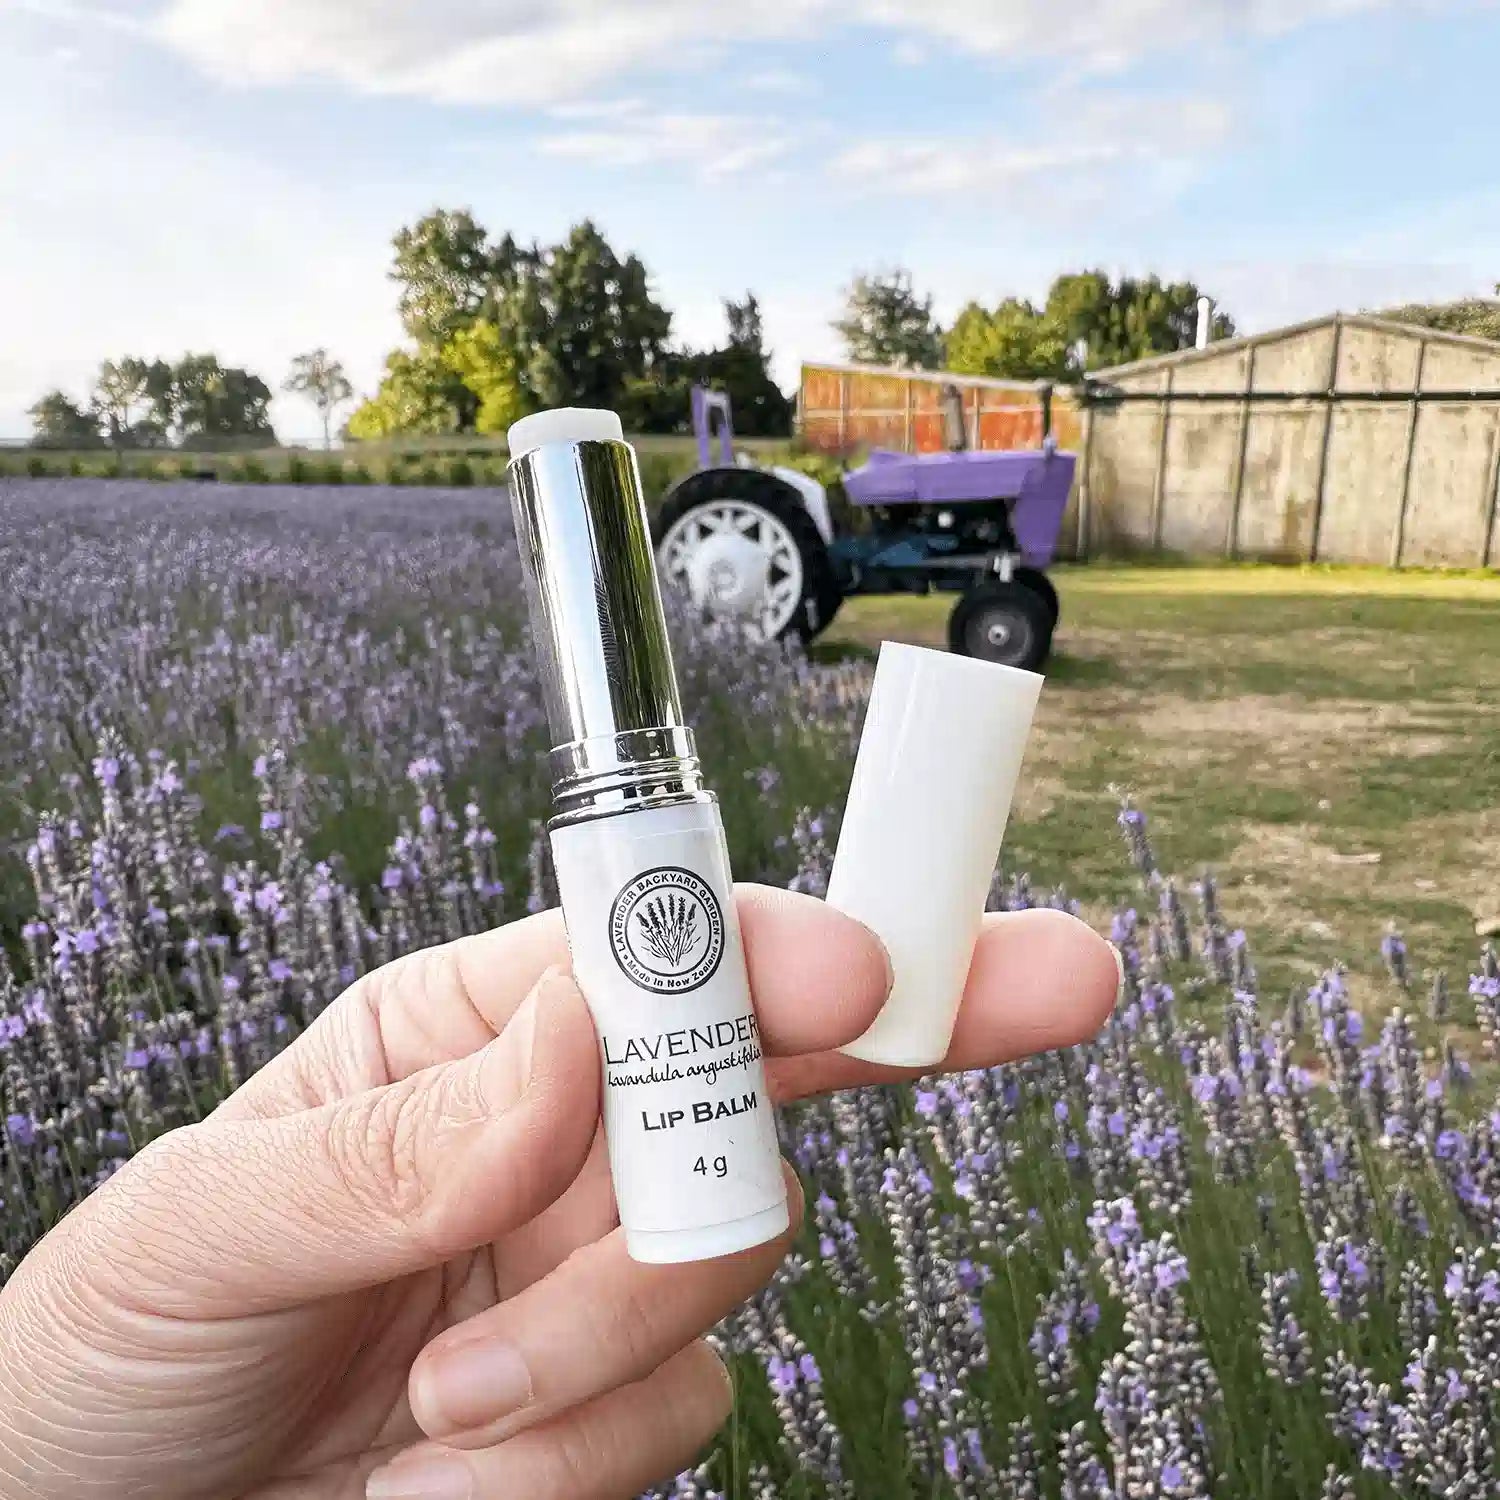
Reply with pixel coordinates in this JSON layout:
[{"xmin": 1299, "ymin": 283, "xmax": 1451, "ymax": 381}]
[
  {"xmin": 539, "ymin": 1418, "xmax": 610, "ymax": 1499},
  {"xmin": 324, "ymin": 1080, "xmax": 431, "ymax": 1227},
  {"xmin": 577, "ymin": 1271, "xmax": 661, "ymax": 1378}
]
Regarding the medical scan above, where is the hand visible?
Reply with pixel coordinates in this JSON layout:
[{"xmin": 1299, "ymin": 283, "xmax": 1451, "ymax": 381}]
[{"xmin": 0, "ymin": 888, "xmax": 1117, "ymax": 1500}]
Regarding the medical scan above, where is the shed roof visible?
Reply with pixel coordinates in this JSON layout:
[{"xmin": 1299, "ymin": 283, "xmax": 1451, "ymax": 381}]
[{"xmin": 1093, "ymin": 311, "xmax": 1500, "ymax": 380}]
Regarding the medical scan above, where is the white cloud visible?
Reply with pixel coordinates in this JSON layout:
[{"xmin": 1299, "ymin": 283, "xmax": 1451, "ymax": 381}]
[
  {"xmin": 538, "ymin": 110, "xmax": 797, "ymax": 181},
  {"xmin": 831, "ymin": 138, "xmax": 1127, "ymax": 197},
  {"xmin": 0, "ymin": 69, "xmax": 398, "ymax": 441},
  {"xmin": 828, "ymin": 90, "xmax": 1232, "ymax": 205},
  {"xmin": 145, "ymin": 0, "xmax": 1483, "ymax": 105},
  {"xmin": 743, "ymin": 68, "xmax": 812, "ymax": 94}
]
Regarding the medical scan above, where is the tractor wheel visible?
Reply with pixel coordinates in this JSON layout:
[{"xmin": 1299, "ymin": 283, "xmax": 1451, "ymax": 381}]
[
  {"xmin": 655, "ymin": 467, "xmax": 842, "ymax": 644},
  {"xmin": 1014, "ymin": 566, "xmax": 1060, "ymax": 630},
  {"xmin": 948, "ymin": 581, "xmax": 1053, "ymax": 672}
]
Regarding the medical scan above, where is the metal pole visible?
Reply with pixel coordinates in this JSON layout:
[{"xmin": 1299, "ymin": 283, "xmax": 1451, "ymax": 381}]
[
  {"xmin": 1150, "ymin": 368, "xmax": 1174, "ymax": 552},
  {"xmin": 1225, "ymin": 344, "xmax": 1258, "ymax": 559},
  {"xmin": 1483, "ymin": 410, "xmax": 1500, "ymax": 567},
  {"xmin": 1307, "ymin": 317, "xmax": 1345, "ymax": 563},
  {"xmin": 1389, "ymin": 339, "xmax": 1427, "ymax": 569},
  {"xmin": 1076, "ymin": 402, "xmax": 1095, "ymax": 561}
]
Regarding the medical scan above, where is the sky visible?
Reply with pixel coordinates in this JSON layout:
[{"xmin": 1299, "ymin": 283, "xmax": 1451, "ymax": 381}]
[{"xmin": 2, "ymin": 0, "xmax": 1500, "ymax": 443}]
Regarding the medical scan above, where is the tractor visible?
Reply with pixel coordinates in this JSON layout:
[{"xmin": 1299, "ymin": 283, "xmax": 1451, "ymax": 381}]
[{"xmin": 653, "ymin": 385, "xmax": 1074, "ymax": 671}]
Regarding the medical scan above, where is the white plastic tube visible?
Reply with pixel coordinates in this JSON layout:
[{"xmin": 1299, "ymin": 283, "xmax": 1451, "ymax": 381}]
[
  {"xmin": 550, "ymin": 799, "xmax": 789, "ymax": 1263},
  {"xmin": 828, "ymin": 642, "xmax": 1043, "ymax": 1069}
]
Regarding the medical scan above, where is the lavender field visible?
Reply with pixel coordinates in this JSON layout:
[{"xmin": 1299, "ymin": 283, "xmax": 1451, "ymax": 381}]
[{"xmin": 4, "ymin": 479, "xmax": 1500, "ymax": 1500}]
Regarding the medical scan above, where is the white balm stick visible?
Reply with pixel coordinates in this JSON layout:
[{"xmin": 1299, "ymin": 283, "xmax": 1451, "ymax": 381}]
[
  {"xmin": 828, "ymin": 642, "xmax": 1042, "ymax": 1069},
  {"xmin": 507, "ymin": 409, "xmax": 788, "ymax": 1265}
]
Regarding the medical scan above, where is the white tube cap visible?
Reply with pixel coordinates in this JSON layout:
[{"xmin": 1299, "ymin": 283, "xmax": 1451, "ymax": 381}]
[
  {"xmin": 507, "ymin": 407, "xmax": 624, "ymax": 459},
  {"xmin": 829, "ymin": 642, "xmax": 1042, "ymax": 1069}
]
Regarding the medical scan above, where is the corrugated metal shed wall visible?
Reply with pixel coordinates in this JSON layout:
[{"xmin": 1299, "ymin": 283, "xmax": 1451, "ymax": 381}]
[{"xmin": 1080, "ymin": 315, "xmax": 1500, "ymax": 567}]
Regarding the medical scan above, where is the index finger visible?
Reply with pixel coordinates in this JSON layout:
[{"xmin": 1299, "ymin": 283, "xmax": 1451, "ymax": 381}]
[{"xmin": 768, "ymin": 908, "xmax": 1120, "ymax": 1102}]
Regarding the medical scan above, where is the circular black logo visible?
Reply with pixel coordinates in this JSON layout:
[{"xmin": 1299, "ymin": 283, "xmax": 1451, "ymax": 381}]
[{"xmin": 608, "ymin": 866, "xmax": 725, "ymax": 994}]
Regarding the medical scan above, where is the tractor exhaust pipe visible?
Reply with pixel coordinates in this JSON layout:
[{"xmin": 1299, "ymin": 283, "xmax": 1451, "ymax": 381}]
[{"xmin": 1195, "ymin": 296, "xmax": 1214, "ymax": 350}]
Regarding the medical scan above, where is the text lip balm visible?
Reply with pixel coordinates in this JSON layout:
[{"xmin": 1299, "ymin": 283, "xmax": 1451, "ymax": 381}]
[
  {"xmin": 506, "ymin": 407, "xmax": 788, "ymax": 1266},
  {"xmin": 828, "ymin": 641, "xmax": 1043, "ymax": 1070}
]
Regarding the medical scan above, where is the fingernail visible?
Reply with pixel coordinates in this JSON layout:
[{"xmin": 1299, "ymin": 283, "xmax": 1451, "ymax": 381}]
[
  {"xmin": 366, "ymin": 1451, "xmax": 473, "ymax": 1499},
  {"xmin": 1108, "ymin": 942, "xmax": 1126, "ymax": 1000},
  {"xmin": 416, "ymin": 1337, "xmax": 534, "ymax": 1437}
]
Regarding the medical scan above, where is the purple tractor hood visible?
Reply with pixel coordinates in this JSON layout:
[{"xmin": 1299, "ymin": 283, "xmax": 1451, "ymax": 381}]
[{"xmin": 842, "ymin": 446, "xmax": 1077, "ymax": 568}]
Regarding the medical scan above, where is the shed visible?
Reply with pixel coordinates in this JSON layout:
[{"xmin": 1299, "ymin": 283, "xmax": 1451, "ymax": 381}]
[{"xmin": 1079, "ymin": 313, "xmax": 1500, "ymax": 568}]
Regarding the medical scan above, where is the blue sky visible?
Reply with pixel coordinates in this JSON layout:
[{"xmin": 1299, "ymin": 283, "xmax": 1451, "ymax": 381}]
[{"xmin": 3, "ymin": 0, "xmax": 1499, "ymax": 441}]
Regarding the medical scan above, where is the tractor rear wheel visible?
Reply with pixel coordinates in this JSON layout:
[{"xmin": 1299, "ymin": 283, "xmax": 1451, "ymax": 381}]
[
  {"xmin": 948, "ymin": 581, "xmax": 1053, "ymax": 671},
  {"xmin": 1014, "ymin": 566, "xmax": 1060, "ymax": 630},
  {"xmin": 655, "ymin": 467, "xmax": 842, "ymax": 644}
]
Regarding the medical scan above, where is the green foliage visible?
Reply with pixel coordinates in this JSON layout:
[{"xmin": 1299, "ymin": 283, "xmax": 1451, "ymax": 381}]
[
  {"xmin": 347, "ymin": 344, "xmax": 468, "ymax": 440},
  {"xmin": 353, "ymin": 213, "xmax": 789, "ymax": 443},
  {"xmin": 283, "ymin": 349, "xmax": 354, "ymax": 450},
  {"xmin": 500, "ymin": 219, "xmax": 672, "ymax": 411},
  {"xmin": 171, "ymin": 354, "xmax": 278, "ymax": 448},
  {"xmin": 1047, "ymin": 271, "xmax": 1235, "ymax": 369},
  {"xmin": 1379, "ymin": 294, "xmax": 1500, "ymax": 341},
  {"xmin": 390, "ymin": 208, "xmax": 498, "ymax": 344},
  {"xmin": 833, "ymin": 267, "xmax": 944, "ymax": 369},
  {"xmin": 946, "ymin": 272, "xmax": 1237, "ymax": 381},
  {"xmin": 445, "ymin": 457, "xmax": 474, "ymax": 487},
  {"xmin": 441, "ymin": 321, "xmax": 529, "ymax": 434},
  {"xmin": 947, "ymin": 297, "xmax": 1074, "ymax": 381},
  {"xmin": 27, "ymin": 390, "xmax": 104, "ymax": 449},
  {"xmin": 93, "ymin": 358, "xmax": 172, "ymax": 448}
]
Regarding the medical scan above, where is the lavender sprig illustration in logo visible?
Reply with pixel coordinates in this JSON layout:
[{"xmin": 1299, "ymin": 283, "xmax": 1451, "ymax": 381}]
[{"xmin": 635, "ymin": 893, "xmax": 702, "ymax": 968}]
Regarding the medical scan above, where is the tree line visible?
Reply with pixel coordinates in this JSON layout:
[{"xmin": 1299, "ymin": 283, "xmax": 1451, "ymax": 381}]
[
  {"xmin": 27, "ymin": 352, "xmax": 354, "ymax": 452},
  {"xmin": 36, "ymin": 203, "xmax": 1496, "ymax": 452},
  {"xmin": 345, "ymin": 211, "xmax": 791, "ymax": 441}
]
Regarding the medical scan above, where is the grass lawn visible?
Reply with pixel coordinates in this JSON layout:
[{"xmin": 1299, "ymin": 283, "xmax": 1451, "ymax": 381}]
[{"xmin": 821, "ymin": 563, "xmax": 1500, "ymax": 1011}]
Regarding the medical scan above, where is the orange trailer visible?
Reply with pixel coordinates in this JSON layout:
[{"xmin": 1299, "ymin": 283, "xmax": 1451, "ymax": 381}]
[{"xmin": 797, "ymin": 361, "xmax": 1084, "ymax": 457}]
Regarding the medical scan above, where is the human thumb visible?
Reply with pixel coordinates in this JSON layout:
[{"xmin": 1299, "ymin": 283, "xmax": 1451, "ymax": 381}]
[{"xmin": 62, "ymin": 968, "xmax": 601, "ymax": 1316}]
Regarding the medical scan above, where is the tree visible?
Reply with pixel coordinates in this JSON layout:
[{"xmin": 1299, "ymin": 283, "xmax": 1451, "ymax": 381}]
[
  {"xmin": 347, "ymin": 344, "xmax": 467, "ymax": 440},
  {"xmin": 725, "ymin": 292, "xmax": 765, "ymax": 354},
  {"xmin": 833, "ymin": 268, "xmax": 943, "ymax": 369},
  {"xmin": 441, "ymin": 321, "xmax": 529, "ymax": 435},
  {"xmin": 943, "ymin": 273, "xmax": 1236, "ymax": 382},
  {"xmin": 1044, "ymin": 272, "xmax": 1234, "ymax": 371},
  {"xmin": 390, "ymin": 209, "xmax": 500, "ymax": 344},
  {"xmin": 499, "ymin": 219, "xmax": 673, "ymax": 412},
  {"xmin": 283, "ymin": 349, "xmax": 354, "ymax": 449},
  {"xmin": 28, "ymin": 391, "xmax": 102, "ymax": 449},
  {"xmin": 93, "ymin": 358, "xmax": 171, "ymax": 447},
  {"xmin": 1379, "ymin": 292, "xmax": 1500, "ymax": 342},
  {"xmin": 171, "ymin": 354, "xmax": 277, "ymax": 448},
  {"xmin": 946, "ymin": 298, "xmax": 1073, "ymax": 382},
  {"xmin": 700, "ymin": 293, "xmax": 792, "ymax": 436}
]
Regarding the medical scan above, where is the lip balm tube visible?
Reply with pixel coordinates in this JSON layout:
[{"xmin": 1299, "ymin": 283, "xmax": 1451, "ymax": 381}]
[{"xmin": 506, "ymin": 407, "xmax": 789, "ymax": 1265}]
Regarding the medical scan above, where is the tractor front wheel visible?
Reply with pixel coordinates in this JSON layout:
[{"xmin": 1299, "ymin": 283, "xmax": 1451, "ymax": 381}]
[
  {"xmin": 948, "ymin": 581, "xmax": 1053, "ymax": 671},
  {"xmin": 1013, "ymin": 566, "xmax": 1060, "ymax": 630}
]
